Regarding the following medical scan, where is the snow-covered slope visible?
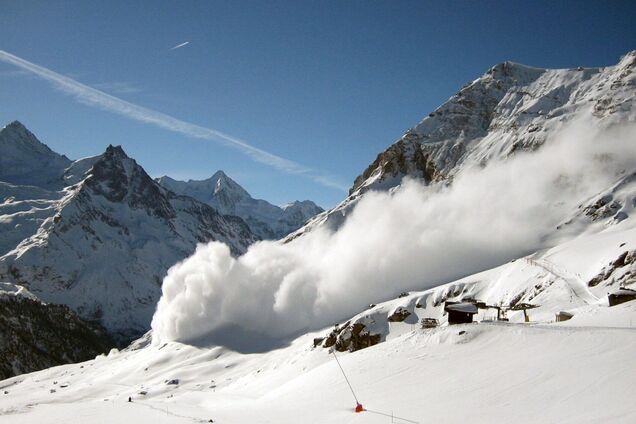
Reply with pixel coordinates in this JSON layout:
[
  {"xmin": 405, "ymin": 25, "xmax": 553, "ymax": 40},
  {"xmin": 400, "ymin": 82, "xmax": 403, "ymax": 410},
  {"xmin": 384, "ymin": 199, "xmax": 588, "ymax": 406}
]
[
  {"xmin": 288, "ymin": 51, "xmax": 636, "ymax": 240},
  {"xmin": 2, "ymin": 323, "xmax": 635, "ymax": 423},
  {"xmin": 0, "ymin": 121, "xmax": 71, "ymax": 189},
  {"xmin": 0, "ymin": 182, "xmax": 62, "ymax": 256},
  {"xmin": 157, "ymin": 173, "xmax": 323, "ymax": 240},
  {"xmin": 557, "ymin": 171, "xmax": 636, "ymax": 233},
  {"xmin": 1, "ymin": 223, "xmax": 635, "ymax": 423},
  {"xmin": 0, "ymin": 144, "xmax": 258, "ymax": 341},
  {"xmin": 311, "ymin": 219, "xmax": 635, "ymax": 351}
]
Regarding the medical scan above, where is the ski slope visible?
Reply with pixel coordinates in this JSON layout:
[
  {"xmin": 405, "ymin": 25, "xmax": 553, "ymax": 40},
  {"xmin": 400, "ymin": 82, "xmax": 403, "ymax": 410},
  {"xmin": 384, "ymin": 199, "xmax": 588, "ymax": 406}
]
[{"xmin": 1, "ymin": 314, "xmax": 635, "ymax": 424}]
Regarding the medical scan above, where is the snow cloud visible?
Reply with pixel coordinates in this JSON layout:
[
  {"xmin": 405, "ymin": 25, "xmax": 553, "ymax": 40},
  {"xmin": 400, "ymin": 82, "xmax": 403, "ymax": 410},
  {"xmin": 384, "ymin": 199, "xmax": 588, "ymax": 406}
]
[{"xmin": 151, "ymin": 119, "xmax": 636, "ymax": 346}]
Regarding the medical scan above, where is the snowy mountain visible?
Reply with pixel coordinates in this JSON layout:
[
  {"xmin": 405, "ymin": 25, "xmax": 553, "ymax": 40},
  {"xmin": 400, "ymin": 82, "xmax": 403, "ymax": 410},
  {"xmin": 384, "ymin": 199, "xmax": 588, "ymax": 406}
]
[
  {"xmin": 157, "ymin": 173, "xmax": 323, "ymax": 239},
  {"xmin": 287, "ymin": 51, "xmax": 636, "ymax": 240},
  {"xmin": 0, "ymin": 133, "xmax": 258, "ymax": 342},
  {"xmin": 0, "ymin": 121, "xmax": 71, "ymax": 189},
  {"xmin": 0, "ymin": 123, "xmax": 102, "ymax": 257}
]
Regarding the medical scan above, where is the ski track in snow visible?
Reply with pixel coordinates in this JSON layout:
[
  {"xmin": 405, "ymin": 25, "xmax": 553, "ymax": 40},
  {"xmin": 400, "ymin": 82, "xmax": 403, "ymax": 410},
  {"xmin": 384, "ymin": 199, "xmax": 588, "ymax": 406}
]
[{"xmin": 526, "ymin": 256, "xmax": 600, "ymax": 304}]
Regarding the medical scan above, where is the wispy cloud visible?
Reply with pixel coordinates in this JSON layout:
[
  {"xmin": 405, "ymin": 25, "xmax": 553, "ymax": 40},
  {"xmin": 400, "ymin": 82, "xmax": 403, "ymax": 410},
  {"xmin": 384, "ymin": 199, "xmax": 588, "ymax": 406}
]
[
  {"xmin": 0, "ymin": 69, "xmax": 30, "ymax": 77},
  {"xmin": 170, "ymin": 41, "xmax": 190, "ymax": 50},
  {"xmin": 92, "ymin": 81, "xmax": 142, "ymax": 94},
  {"xmin": 0, "ymin": 50, "xmax": 347, "ymax": 192}
]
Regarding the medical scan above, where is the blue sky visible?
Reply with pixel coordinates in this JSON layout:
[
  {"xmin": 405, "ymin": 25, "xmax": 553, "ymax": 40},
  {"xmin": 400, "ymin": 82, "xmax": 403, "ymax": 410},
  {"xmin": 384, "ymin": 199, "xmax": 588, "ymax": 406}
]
[{"xmin": 0, "ymin": 1, "xmax": 634, "ymax": 207}]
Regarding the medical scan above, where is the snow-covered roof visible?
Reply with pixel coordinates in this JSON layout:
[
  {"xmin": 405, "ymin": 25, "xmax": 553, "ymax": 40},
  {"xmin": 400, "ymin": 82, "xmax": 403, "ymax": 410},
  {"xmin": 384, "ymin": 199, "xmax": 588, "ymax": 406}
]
[
  {"xmin": 611, "ymin": 288, "xmax": 636, "ymax": 297},
  {"xmin": 445, "ymin": 303, "xmax": 478, "ymax": 314}
]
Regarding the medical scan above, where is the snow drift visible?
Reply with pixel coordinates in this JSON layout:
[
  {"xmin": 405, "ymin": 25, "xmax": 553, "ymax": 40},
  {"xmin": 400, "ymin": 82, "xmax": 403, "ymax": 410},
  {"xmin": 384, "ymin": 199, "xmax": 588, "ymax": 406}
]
[{"xmin": 151, "ymin": 119, "xmax": 636, "ymax": 346}]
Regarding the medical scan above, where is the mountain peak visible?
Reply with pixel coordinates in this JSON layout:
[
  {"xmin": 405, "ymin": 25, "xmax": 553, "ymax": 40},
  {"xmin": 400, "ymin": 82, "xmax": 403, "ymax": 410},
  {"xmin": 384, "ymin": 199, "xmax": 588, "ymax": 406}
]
[
  {"xmin": 81, "ymin": 144, "xmax": 176, "ymax": 221},
  {"xmin": 209, "ymin": 170, "xmax": 249, "ymax": 198},
  {"xmin": 156, "ymin": 172, "xmax": 247, "ymax": 204},
  {"xmin": 156, "ymin": 172, "xmax": 323, "ymax": 239},
  {"xmin": 0, "ymin": 120, "xmax": 71, "ymax": 188},
  {"xmin": 281, "ymin": 200, "xmax": 324, "ymax": 223},
  {"xmin": 211, "ymin": 170, "xmax": 229, "ymax": 179},
  {"xmin": 4, "ymin": 120, "xmax": 28, "ymax": 131},
  {"xmin": 282, "ymin": 200, "xmax": 322, "ymax": 210},
  {"xmin": 1, "ymin": 120, "xmax": 43, "ymax": 147},
  {"xmin": 483, "ymin": 60, "xmax": 546, "ymax": 84},
  {"xmin": 104, "ymin": 144, "xmax": 128, "ymax": 159},
  {"xmin": 0, "ymin": 120, "xmax": 71, "ymax": 161}
]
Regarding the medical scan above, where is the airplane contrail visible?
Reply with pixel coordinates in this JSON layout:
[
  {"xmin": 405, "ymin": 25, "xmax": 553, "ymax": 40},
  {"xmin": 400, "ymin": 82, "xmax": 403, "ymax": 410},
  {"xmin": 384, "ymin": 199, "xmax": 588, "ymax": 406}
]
[
  {"xmin": 0, "ymin": 50, "xmax": 347, "ymax": 192},
  {"xmin": 170, "ymin": 41, "xmax": 190, "ymax": 50}
]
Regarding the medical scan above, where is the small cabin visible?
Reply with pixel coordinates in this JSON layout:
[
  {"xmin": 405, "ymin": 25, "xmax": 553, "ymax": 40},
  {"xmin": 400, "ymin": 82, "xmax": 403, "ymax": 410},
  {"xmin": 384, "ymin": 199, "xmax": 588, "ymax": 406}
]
[
  {"xmin": 444, "ymin": 302, "xmax": 478, "ymax": 325},
  {"xmin": 608, "ymin": 288, "xmax": 636, "ymax": 306}
]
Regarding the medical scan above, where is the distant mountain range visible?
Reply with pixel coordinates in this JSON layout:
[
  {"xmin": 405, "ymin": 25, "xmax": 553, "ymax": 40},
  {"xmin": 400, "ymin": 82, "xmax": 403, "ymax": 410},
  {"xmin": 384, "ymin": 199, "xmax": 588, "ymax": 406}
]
[
  {"xmin": 0, "ymin": 121, "xmax": 322, "ymax": 346},
  {"xmin": 157, "ymin": 174, "xmax": 322, "ymax": 240}
]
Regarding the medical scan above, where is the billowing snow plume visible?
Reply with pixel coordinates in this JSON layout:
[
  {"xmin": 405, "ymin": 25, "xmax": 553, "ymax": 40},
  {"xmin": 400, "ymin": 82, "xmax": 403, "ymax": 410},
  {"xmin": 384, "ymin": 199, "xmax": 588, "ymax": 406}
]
[{"xmin": 151, "ymin": 120, "xmax": 636, "ymax": 345}]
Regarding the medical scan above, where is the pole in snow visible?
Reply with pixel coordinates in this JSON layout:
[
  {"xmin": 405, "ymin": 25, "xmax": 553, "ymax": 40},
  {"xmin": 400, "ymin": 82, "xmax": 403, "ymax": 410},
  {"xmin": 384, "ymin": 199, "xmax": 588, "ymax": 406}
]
[
  {"xmin": 331, "ymin": 348, "xmax": 419, "ymax": 422},
  {"xmin": 331, "ymin": 349, "xmax": 364, "ymax": 412}
]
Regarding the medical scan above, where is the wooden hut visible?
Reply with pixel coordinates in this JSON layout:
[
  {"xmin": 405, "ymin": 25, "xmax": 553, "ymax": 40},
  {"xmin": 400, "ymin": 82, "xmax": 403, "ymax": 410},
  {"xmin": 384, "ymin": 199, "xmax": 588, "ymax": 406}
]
[
  {"xmin": 444, "ymin": 302, "xmax": 478, "ymax": 324},
  {"xmin": 608, "ymin": 288, "xmax": 636, "ymax": 306}
]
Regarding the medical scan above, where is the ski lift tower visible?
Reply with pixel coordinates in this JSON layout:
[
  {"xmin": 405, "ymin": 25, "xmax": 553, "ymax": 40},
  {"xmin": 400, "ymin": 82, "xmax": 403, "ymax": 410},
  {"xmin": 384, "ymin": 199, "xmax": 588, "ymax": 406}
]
[{"xmin": 510, "ymin": 303, "xmax": 539, "ymax": 323}]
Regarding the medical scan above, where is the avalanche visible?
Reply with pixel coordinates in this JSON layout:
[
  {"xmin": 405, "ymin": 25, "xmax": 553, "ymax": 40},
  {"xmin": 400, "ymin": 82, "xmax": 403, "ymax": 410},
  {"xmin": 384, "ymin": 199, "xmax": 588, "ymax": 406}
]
[{"xmin": 151, "ymin": 118, "xmax": 636, "ymax": 345}]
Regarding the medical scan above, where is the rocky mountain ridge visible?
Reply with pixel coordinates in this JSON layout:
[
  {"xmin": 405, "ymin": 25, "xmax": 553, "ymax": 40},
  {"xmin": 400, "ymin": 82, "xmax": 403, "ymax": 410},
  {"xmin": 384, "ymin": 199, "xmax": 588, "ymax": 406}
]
[
  {"xmin": 287, "ymin": 51, "xmax": 636, "ymax": 240},
  {"xmin": 157, "ymin": 173, "xmax": 323, "ymax": 239},
  {"xmin": 0, "ymin": 124, "xmax": 260, "ymax": 341}
]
